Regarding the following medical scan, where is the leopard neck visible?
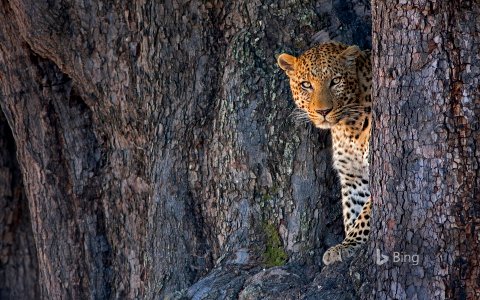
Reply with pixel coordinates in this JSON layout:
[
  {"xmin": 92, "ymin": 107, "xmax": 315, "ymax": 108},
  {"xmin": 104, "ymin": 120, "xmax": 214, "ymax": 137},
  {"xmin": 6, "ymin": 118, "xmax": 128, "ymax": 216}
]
[{"xmin": 330, "ymin": 86, "xmax": 371, "ymax": 176}]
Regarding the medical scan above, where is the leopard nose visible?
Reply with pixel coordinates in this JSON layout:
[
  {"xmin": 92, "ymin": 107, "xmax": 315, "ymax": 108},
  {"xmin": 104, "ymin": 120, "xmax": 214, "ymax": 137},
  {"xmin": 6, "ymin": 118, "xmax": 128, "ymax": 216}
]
[{"xmin": 316, "ymin": 108, "xmax": 332, "ymax": 117}]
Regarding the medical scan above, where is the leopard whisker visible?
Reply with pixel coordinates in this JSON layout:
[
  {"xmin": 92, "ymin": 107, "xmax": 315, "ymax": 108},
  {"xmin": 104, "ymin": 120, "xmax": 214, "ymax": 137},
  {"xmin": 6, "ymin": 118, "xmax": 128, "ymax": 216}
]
[{"xmin": 289, "ymin": 108, "xmax": 311, "ymax": 124}]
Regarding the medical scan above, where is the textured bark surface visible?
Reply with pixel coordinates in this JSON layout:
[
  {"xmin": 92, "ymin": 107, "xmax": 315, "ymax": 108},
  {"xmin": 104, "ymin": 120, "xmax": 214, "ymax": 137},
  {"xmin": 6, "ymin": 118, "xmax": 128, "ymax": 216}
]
[
  {"xmin": 359, "ymin": 1, "xmax": 480, "ymax": 299},
  {"xmin": 0, "ymin": 0, "xmax": 371, "ymax": 299}
]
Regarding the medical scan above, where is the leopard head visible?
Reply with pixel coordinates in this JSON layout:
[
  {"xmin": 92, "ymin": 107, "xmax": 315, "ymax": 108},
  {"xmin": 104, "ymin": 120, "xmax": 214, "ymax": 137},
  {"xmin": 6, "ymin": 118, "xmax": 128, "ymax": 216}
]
[{"xmin": 278, "ymin": 42, "xmax": 366, "ymax": 129}]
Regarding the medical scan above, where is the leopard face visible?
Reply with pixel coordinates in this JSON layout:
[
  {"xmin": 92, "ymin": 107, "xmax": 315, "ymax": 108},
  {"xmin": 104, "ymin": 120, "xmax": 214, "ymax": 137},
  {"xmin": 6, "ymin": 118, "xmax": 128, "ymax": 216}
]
[{"xmin": 277, "ymin": 42, "xmax": 368, "ymax": 129}]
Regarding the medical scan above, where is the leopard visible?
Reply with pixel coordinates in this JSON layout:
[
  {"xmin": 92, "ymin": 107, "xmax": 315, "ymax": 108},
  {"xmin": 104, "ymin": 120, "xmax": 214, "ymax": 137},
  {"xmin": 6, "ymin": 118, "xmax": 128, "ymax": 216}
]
[{"xmin": 277, "ymin": 41, "xmax": 372, "ymax": 265}]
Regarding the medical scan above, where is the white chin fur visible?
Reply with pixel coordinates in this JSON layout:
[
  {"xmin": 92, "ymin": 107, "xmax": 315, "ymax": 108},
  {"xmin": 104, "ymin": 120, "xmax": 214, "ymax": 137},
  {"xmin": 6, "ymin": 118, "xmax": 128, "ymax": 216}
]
[{"xmin": 314, "ymin": 122, "xmax": 332, "ymax": 129}]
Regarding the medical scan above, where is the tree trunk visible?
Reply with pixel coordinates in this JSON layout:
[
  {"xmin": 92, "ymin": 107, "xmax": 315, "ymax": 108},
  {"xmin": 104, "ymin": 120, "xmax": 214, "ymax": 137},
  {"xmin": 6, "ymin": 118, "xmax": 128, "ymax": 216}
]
[
  {"xmin": 0, "ymin": 0, "xmax": 371, "ymax": 299},
  {"xmin": 358, "ymin": 1, "xmax": 480, "ymax": 299}
]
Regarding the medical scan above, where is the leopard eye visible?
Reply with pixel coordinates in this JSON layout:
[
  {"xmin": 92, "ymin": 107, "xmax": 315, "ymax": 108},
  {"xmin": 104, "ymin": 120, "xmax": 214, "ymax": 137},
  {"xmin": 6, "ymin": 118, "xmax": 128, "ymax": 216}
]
[
  {"xmin": 331, "ymin": 77, "xmax": 341, "ymax": 86},
  {"xmin": 301, "ymin": 81, "xmax": 312, "ymax": 90}
]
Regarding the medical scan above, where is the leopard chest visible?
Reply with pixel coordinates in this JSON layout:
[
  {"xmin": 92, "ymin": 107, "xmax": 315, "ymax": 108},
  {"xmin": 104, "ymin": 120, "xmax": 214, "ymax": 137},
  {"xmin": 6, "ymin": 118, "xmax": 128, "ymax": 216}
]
[{"xmin": 330, "ymin": 126, "xmax": 369, "ymax": 183}]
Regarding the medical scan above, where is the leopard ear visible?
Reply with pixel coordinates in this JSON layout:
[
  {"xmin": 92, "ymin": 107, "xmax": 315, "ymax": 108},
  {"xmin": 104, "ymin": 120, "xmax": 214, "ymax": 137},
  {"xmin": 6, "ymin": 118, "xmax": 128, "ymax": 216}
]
[
  {"xmin": 338, "ymin": 45, "xmax": 361, "ymax": 67},
  {"xmin": 277, "ymin": 53, "xmax": 297, "ymax": 75}
]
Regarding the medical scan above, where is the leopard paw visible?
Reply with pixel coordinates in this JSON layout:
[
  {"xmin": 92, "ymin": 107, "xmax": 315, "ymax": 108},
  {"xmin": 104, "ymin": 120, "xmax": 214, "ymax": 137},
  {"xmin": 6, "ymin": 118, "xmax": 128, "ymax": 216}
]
[
  {"xmin": 322, "ymin": 244, "xmax": 356, "ymax": 265},
  {"xmin": 322, "ymin": 245, "xmax": 343, "ymax": 265}
]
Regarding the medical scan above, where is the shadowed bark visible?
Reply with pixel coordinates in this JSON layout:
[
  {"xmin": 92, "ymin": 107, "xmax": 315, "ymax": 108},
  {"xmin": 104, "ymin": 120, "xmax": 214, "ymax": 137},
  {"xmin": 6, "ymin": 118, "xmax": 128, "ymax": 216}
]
[{"xmin": 0, "ymin": 110, "xmax": 39, "ymax": 299}]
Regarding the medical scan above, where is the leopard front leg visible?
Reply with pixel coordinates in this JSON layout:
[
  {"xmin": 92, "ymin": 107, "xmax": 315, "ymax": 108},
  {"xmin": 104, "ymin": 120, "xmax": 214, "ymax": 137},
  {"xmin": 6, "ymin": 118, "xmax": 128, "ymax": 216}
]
[{"xmin": 323, "ymin": 198, "xmax": 371, "ymax": 265}]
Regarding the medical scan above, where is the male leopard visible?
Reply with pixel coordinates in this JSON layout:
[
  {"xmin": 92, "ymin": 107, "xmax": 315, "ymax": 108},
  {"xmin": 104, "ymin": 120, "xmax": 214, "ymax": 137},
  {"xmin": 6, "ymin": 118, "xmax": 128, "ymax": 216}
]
[{"xmin": 277, "ymin": 41, "xmax": 372, "ymax": 265}]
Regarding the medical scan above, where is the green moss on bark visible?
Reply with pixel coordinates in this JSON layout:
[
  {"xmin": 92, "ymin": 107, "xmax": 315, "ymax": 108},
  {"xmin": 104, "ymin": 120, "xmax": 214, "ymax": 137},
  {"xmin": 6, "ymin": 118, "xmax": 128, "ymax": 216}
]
[{"xmin": 263, "ymin": 222, "xmax": 287, "ymax": 267}]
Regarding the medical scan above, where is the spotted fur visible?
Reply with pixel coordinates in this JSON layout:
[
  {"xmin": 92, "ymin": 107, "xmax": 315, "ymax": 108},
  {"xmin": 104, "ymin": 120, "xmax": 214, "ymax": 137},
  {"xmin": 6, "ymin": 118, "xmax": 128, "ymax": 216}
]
[{"xmin": 277, "ymin": 41, "xmax": 372, "ymax": 265}]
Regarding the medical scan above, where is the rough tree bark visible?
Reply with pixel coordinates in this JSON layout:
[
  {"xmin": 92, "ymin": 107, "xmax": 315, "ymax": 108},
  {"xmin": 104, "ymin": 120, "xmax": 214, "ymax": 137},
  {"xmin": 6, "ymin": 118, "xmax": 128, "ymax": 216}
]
[
  {"xmin": 355, "ymin": 1, "xmax": 480, "ymax": 299},
  {"xmin": 0, "ymin": 0, "xmax": 371, "ymax": 299}
]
